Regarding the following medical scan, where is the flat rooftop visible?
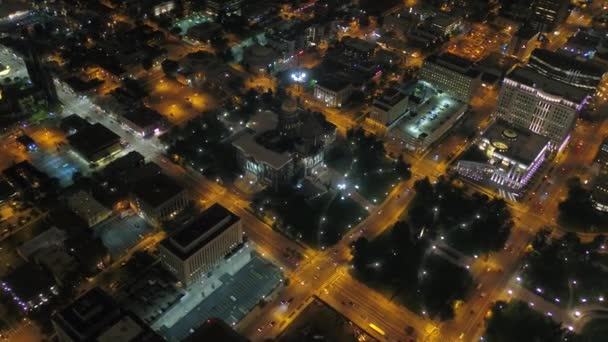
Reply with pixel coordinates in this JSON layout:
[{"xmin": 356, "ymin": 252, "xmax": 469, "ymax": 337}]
[
  {"xmin": 530, "ymin": 48, "xmax": 606, "ymax": 78},
  {"xmin": 425, "ymin": 52, "xmax": 480, "ymax": 78},
  {"xmin": 2, "ymin": 262, "xmax": 54, "ymax": 301},
  {"xmin": 508, "ymin": 66, "xmax": 589, "ymax": 104},
  {"xmin": 123, "ymin": 108, "xmax": 165, "ymax": 129},
  {"xmin": 184, "ymin": 319, "xmax": 249, "ymax": 342},
  {"xmin": 132, "ymin": 173, "xmax": 184, "ymax": 209},
  {"xmin": 53, "ymin": 288, "xmax": 120, "ymax": 339},
  {"xmin": 481, "ymin": 120, "xmax": 549, "ymax": 165},
  {"xmin": 316, "ymin": 76, "xmax": 351, "ymax": 92},
  {"xmin": 53, "ymin": 287, "xmax": 163, "ymax": 342},
  {"xmin": 162, "ymin": 203, "xmax": 240, "ymax": 260},
  {"xmin": 67, "ymin": 123, "xmax": 120, "ymax": 161},
  {"xmin": 392, "ymin": 92, "xmax": 466, "ymax": 140},
  {"xmin": 232, "ymin": 131, "xmax": 293, "ymax": 170}
]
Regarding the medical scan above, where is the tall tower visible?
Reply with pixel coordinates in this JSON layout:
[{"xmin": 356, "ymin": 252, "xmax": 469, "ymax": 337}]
[
  {"xmin": 529, "ymin": 0, "xmax": 569, "ymax": 33},
  {"xmin": 24, "ymin": 42, "xmax": 59, "ymax": 105}
]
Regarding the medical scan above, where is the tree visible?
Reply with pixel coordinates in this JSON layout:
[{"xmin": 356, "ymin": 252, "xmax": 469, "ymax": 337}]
[
  {"xmin": 161, "ymin": 59, "xmax": 179, "ymax": 78},
  {"xmin": 395, "ymin": 158, "xmax": 411, "ymax": 179},
  {"xmin": 484, "ymin": 300, "xmax": 573, "ymax": 342}
]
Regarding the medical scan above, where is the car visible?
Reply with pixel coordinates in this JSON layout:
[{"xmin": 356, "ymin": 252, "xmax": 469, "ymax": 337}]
[{"xmin": 268, "ymin": 321, "xmax": 275, "ymax": 327}]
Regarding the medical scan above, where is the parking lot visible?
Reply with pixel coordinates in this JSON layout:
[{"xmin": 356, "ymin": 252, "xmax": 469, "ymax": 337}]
[
  {"xmin": 160, "ymin": 253, "xmax": 283, "ymax": 341},
  {"xmin": 0, "ymin": 44, "xmax": 28, "ymax": 80},
  {"xmin": 94, "ymin": 214, "xmax": 153, "ymax": 259}
]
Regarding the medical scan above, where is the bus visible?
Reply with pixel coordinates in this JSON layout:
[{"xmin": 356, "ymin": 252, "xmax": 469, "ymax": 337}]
[{"xmin": 369, "ymin": 323, "xmax": 386, "ymax": 336}]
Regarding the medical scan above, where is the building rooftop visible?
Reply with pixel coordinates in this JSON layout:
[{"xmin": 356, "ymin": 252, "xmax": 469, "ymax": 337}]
[
  {"xmin": 342, "ymin": 37, "xmax": 377, "ymax": 53},
  {"xmin": 53, "ymin": 288, "xmax": 163, "ymax": 342},
  {"xmin": 2, "ymin": 262, "xmax": 55, "ymax": 303},
  {"xmin": 316, "ymin": 76, "xmax": 351, "ymax": 92},
  {"xmin": 3, "ymin": 161, "xmax": 50, "ymax": 193},
  {"xmin": 425, "ymin": 52, "xmax": 480, "ymax": 78},
  {"xmin": 67, "ymin": 191, "xmax": 110, "ymax": 223},
  {"xmin": 122, "ymin": 108, "xmax": 165, "ymax": 130},
  {"xmin": 391, "ymin": 92, "xmax": 466, "ymax": 140},
  {"xmin": 184, "ymin": 318, "xmax": 249, "ymax": 342},
  {"xmin": 529, "ymin": 48, "xmax": 606, "ymax": 80},
  {"xmin": 507, "ymin": 66, "xmax": 590, "ymax": 104},
  {"xmin": 132, "ymin": 173, "xmax": 184, "ymax": 209},
  {"xmin": 232, "ymin": 131, "xmax": 293, "ymax": 170},
  {"xmin": 161, "ymin": 203, "xmax": 240, "ymax": 260},
  {"xmin": 481, "ymin": 119, "xmax": 550, "ymax": 166},
  {"xmin": 0, "ymin": 179, "xmax": 16, "ymax": 203},
  {"xmin": 67, "ymin": 123, "xmax": 121, "ymax": 161}
]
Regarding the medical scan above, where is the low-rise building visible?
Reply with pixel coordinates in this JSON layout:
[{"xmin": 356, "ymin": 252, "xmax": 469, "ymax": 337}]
[
  {"xmin": 3, "ymin": 161, "xmax": 53, "ymax": 201},
  {"xmin": 132, "ymin": 173, "xmax": 188, "ymax": 227},
  {"xmin": 121, "ymin": 107, "xmax": 166, "ymax": 138},
  {"xmin": 561, "ymin": 30, "xmax": 601, "ymax": 60},
  {"xmin": 389, "ymin": 88, "xmax": 468, "ymax": 153},
  {"xmin": 52, "ymin": 287, "xmax": 163, "ymax": 342},
  {"xmin": 67, "ymin": 123, "xmax": 122, "ymax": 165},
  {"xmin": 1, "ymin": 262, "xmax": 58, "ymax": 312},
  {"xmin": 67, "ymin": 191, "xmax": 112, "ymax": 228},
  {"xmin": 159, "ymin": 204, "xmax": 243, "ymax": 285},
  {"xmin": 455, "ymin": 120, "xmax": 550, "ymax": 192},
  {"xmin": 242, "ymin": 44, "xmax": 279, "ymax": 74},
  {"xmin": 313, "ymin": 77, "xmax": 353, "ymax": 108}
]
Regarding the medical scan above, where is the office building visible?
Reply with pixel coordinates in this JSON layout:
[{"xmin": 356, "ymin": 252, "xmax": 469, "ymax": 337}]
[
  {"xmin": 159, "ymin": 204, "xmax": 243, "ymax": 285},
  {"xmin": 67, "ymin": 191, "xmax": 112, "ymax": 228},
  {"xmin": 132, "ymin": 173, "xmax": 188, "ymax": 227},
  {"xmin": 455, "ymin": 120, "xmax": 550, "ymax": 192},
  {"xmin": 52, "ymin": 288, "xmax": 163, "ymax": 342},
  {"xmin": 369, "ymin": 84, "xmax": 412, "ymax": 126},
  {"xmin": 529, "ymin": 0, "xmax": 569, "ymax": 33},
  {"xmin": 418, "ymin": 53, "xmax": 481, "ymax": 102},
  {"xmin": 24, "ymin": 42, "xmax": 59, "ymax": 105},
  {"xmin": 313, "ymin": 77, "xmax": 353, "ymax": 108},
  {"xmin": 528, "ymin": 49, "xmax": 606, "ymax": 94},
  {"xmin": 495, "ymin": 66, "xmax": 589, "ymax": 148}
]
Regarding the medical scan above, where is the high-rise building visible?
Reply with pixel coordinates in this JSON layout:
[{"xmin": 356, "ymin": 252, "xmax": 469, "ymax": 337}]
[
  {"xmin": 495, "ymin": 66, "xmax": 589, "ymax": 148},
  {"xmin": 24, "ymin": 43, "xmax": 59, "ymax": 105},
  {"xmin": 528, "ymin": 0, "xmax": 569, "ymax": 33},
  {"xmin": 206, "ymin": 0, "xmax": 243, "ymax": 17},
  {"xmin": 418, "ymin": 53, "xmax": 481, "ymax": 102},
  {"xmin": 159, "ymin": 204, "xmax": 243, "ymax": 286}
]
